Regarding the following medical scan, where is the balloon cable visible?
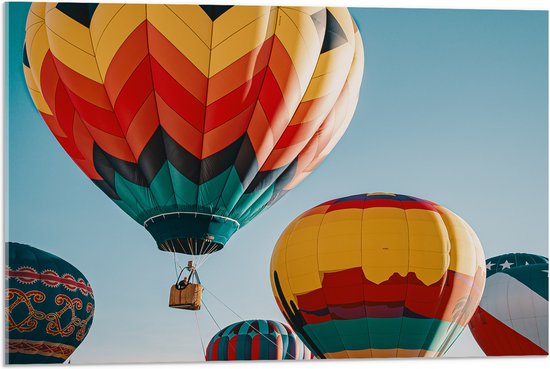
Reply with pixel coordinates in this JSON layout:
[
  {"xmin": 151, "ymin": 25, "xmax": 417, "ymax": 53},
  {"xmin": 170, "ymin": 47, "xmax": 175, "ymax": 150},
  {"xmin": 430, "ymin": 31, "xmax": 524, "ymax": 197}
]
[
  {"xmin": 196, "ymin": 243, "xmax": 217, "ymax": 270},
  {"xmin": 172, "ymin": 250, "xmax": 179, "ymax": 280},
  {"xmin": 202, "ymin": 299, "xmax": 239, "ymax": 360},
  {"xmin": 194, "ymin": 310, "xmax": 206, "ymax": 359},
  {"xmin": 202, "ymin": 300, "xmax": 221, "ymax": 331}
]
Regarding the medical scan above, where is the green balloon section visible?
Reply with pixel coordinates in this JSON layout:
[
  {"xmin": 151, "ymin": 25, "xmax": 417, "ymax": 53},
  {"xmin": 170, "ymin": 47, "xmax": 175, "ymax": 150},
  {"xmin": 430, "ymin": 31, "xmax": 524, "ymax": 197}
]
[
  {"xmin": 484, "ymin": 252, "xmax": 548, "ymax": 278},
  {"xmin": 5, "ymin": 242, "xmax": 95, "ymax": 364}
]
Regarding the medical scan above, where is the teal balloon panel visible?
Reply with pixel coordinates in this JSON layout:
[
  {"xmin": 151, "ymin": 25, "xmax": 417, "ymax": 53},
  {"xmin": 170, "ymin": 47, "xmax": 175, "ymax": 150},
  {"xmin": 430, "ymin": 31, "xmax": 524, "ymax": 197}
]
[
  {"xmin": 5, "ymin": 242, "xmax": 95, "ymax": 364},
  {"xmin": 205, "ymin": 319, "xmax": 313, "ymax": 361}
]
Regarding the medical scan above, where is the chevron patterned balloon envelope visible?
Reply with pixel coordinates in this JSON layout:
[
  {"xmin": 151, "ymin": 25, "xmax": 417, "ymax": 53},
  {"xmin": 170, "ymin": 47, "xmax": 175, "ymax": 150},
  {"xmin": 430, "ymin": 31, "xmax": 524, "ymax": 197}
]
[{"xmin": 23, "ymin": 3, "xmax": 364, "ymax": 255}]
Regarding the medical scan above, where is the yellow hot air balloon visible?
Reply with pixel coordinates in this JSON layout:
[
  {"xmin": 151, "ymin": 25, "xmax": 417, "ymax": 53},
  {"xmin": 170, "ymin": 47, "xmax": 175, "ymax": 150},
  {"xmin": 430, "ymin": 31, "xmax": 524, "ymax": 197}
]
[{"xmin": 270, "ymin": 193, "xmax": 486, "ymax": 358}]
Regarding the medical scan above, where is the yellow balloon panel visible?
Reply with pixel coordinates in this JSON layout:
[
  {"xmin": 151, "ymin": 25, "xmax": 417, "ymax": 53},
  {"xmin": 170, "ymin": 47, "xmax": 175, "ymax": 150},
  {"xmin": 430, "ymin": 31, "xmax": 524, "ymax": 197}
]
[
  {"xmin": 211, "ymin": 6, "xmax": 273, "ymax": 48},
  {"xmin": 92, "ymin": 5, "xmax": 146, "ymax": 80},
  {"xmin": 210, "ymin": 9, "xmax": 276, "ymax": 76},
  {"xmin": 318, "ymin": 209, "xmax": 362, "ymax": 272},
  {"xmin": 45, "ymin": 7, "xmax": 95, "ymax": 54},
  {"xmin": 435, "ymin": 205, "xmax": 482, "ymax": 277},
  {"xmin": 405, "ymin": 209, "xmax": 450, "ymax": 284},
  {"xmin": 274, "ymin": 8, "xmax": 323, "ymax": 93},
  {"xmin": 284, "ymin": 214, "xmax": 325, "ymax": 294},
  {"xmin": 88, "ymin": 4, "xmax": 125, "ymax": 50},
  {"xmin": 147, "ymin": 5, "xmax": 211, "ymax": 76},
  {"xmin": 163, "ymin": 5, "xmax": 213, "ymax": 46},
  {"xmin": 44, "ymin": 9, "xmax": 102, "ymax": 83}
]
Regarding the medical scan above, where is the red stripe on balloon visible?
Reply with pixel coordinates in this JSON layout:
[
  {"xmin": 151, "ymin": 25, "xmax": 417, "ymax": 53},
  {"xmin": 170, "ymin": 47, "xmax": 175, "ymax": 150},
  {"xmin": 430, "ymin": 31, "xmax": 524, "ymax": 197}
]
[
  {"xmin": 327, "ymin": 199, "xmax": 438, "ymax": 212},
  {"xmin": 251, "ymin": 334, "xmax": 260, "ymax": 360},
  {"xmin": 113, "ymin": 56, "xmax": 154, "ymax": 134},
  {"xmin": 8, "ymin": 269, "xmax": 93, "ymax": 295},
  {"xmin": 147, "ymin": 22, "xmax": 207, "ymax": 104},
  {"xmin": 104, "ymin": 21, "xmax": 149, "ymax": 104},
  {"xmin": 258, "ymin": 67, "xmax": 286, "ymax": 131},
  {"xmin": 150, "ymin": 56, "xmax": 205, "ymax": 133},
  {"xmin": 296, "ymin": 268, "xmax": 477, "ymax": 323},
  {"xmin": 276, "ymin": 335, "xmax": 283, "ymax": 360},
  {"xmin": 227, "ymin": 336, "xmax": 238, "ymax": 360},
  {"xmin": 38, "ymin": 52, "xmax": 102, "ymax": 179},
  {"xmin": 210, "ymin": 338, "xmax": 220, "ymax": 360},
  {"xmin": 204, "ymin": 68, "xmax": 267, "ymax": 133},
  {"xmin": 51, "ymin": 58, "xmax": 124, "ymax": 138},
  {"xmin": 50, "ymin": 55, "xmax": 114, "ymax": 112},
  {"xmin": 469, "ymin": 307, "xmax": 548, "ymax": 356}
]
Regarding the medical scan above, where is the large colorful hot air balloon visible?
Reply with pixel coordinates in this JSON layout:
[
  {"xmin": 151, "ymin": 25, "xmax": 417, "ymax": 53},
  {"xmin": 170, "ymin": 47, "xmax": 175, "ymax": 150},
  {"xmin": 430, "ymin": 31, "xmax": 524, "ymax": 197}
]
[
  {"xmin": 205, "ymin": 319, "xmax": 313, "ymax": 361},
  {"xmin": 469, "ymin": 253, "xmax": 548, "ymax": 356},
  {"xmin": 5, "ymin": 242, "xmax": 95, "ymax": 364},
  {"xmin": 22, "ymin": 3, "xmax": 364, "ymax": 258},
  {"xmin": 270, "ymin": 192, "xmax": 486, "ymax": 358}
]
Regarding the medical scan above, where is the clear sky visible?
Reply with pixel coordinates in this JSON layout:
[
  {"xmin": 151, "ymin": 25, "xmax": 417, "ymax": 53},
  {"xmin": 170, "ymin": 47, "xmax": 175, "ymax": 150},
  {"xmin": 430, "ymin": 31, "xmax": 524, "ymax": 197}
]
[{"xmin": 5, "ymin": 2, "xmax": 548, "ymax": 364}]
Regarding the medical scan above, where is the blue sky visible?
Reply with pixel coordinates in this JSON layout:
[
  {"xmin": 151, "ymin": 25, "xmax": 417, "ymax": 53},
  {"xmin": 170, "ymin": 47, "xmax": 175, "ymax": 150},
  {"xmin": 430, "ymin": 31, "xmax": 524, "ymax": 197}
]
[{"xmin": 5, "ymin": 2, "xmax": 548, "ymax": 363}]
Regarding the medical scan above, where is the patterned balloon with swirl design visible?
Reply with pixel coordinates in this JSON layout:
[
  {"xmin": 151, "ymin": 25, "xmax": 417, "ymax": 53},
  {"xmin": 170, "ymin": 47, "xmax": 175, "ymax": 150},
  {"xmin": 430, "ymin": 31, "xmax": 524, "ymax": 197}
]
[{"xmin": 5, "ymin": 242, "xmax": 95, "ymax": 364}]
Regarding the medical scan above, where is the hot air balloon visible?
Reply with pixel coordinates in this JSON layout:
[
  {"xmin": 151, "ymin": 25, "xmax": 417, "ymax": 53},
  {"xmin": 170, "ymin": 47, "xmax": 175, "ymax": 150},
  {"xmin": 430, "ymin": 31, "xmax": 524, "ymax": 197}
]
[
  {"xmin": 270, "ymin": 192, "xmax": 486, "ymax": 358},
  {"xmin": 22, "ymin": 3, "xmax": 364, "ymax": 264},
  {"xmin": 5, "ymin": 242, "xmax": 95, "ymax": 364},
  {"xmin": 205, "ymin": 319, "xmax": 313, "ymax": 360},
  {"xmin": 468, "ymin": 253, "xmax": 548, "ymax": 355}
]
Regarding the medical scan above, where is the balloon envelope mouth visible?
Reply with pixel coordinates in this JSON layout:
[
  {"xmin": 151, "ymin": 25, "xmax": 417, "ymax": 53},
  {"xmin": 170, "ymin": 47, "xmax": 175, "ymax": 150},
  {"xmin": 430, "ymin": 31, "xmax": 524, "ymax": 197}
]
[{"xmin": 143, "ymin": 212, "xmax": 240, "ymax": 255}]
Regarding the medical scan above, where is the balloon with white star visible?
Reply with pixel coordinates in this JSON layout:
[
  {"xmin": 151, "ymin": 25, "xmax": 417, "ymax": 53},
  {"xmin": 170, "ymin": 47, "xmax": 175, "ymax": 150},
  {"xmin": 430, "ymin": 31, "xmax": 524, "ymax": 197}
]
[
  {"xmin": 483, "ymin": 253, "xmax": 548, "ymax": 278},
  {"xmin": 470, "ymin": 254, "xmax": 548, "ymax": 356}
]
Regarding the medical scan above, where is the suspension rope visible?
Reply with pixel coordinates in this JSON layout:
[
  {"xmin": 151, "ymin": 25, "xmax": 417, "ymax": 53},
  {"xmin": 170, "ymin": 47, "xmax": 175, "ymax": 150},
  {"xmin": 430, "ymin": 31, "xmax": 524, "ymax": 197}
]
[
  {"xmin": 195, "ymin": 243, "xmax": 201, "ymax": 264},
  {"xmin": 193, "ymin": 238, "xmax": 200, "ymax": 258},
  {"xmin": 198, "ymin": 240, "xmax": 209, "ymax": 267},
  {"xmin": 196, "ymin": 243, "xmax": 216, "ymax": 270},
  {"xmin": 196, "ymin": 248, "xmax": 206, "ymax": 269},
  {"xmin": 193, "ymin": 311, "xmax": 206, "ymax": 360},
  {"xmin": 202, "ymin": 300, "xmax": 222, "ymax": 331},
  {"xmin": 170, "ymin": 240, "xmax": 187, "ymax": 281},
  {"xmin": 186, "ymin": 238, "xmax": 192, "ymax": 254},
  {"xmin": 195, "ymin": 242, "xmax": 205, "ymax": 269},
  {"xmin": 168, "ymin": 241, "xmax": 177, "ymax": 280},
  {"xmin": 203, "ymin": 287, "xmax": 295, "ymax": 359},
  {"xmin": 203, "ymin": 287, "xmax": 244, "ymax": 321},
  {"xmin": 202, "ymin": 299, "xmax": 239, "ymax": 360},
  {"xmin": 166, "ymin": 238, "xmax": 221, "ymax": 278},
  {"xmin": 198, "ymin": 239, "xmax": 206, "ymax": 257},
  {"xmin": 182, "ymin": 238, "xmax": 196, "ymax": 267},
  {"xmin": 197, "ymin": 241, "xmax": 221, "ymax": 269},
  {"xmin": 176, "ymin": 238, "xmax": 186, "ymax": 256},
  {"xmin": 164, "ymin": 238, "xmax": 222, "ymax": 270},
  {"xmin": 172, "ymin": 251, "xmax": 179, "ymax": 280}
]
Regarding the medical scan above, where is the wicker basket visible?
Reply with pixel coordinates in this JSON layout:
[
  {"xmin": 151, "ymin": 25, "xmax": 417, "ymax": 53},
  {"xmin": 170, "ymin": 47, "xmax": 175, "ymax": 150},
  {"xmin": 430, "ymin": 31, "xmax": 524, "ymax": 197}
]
[{"xmin": 169, "ymin": 283, "xmax": 202, "ymax": 310}]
